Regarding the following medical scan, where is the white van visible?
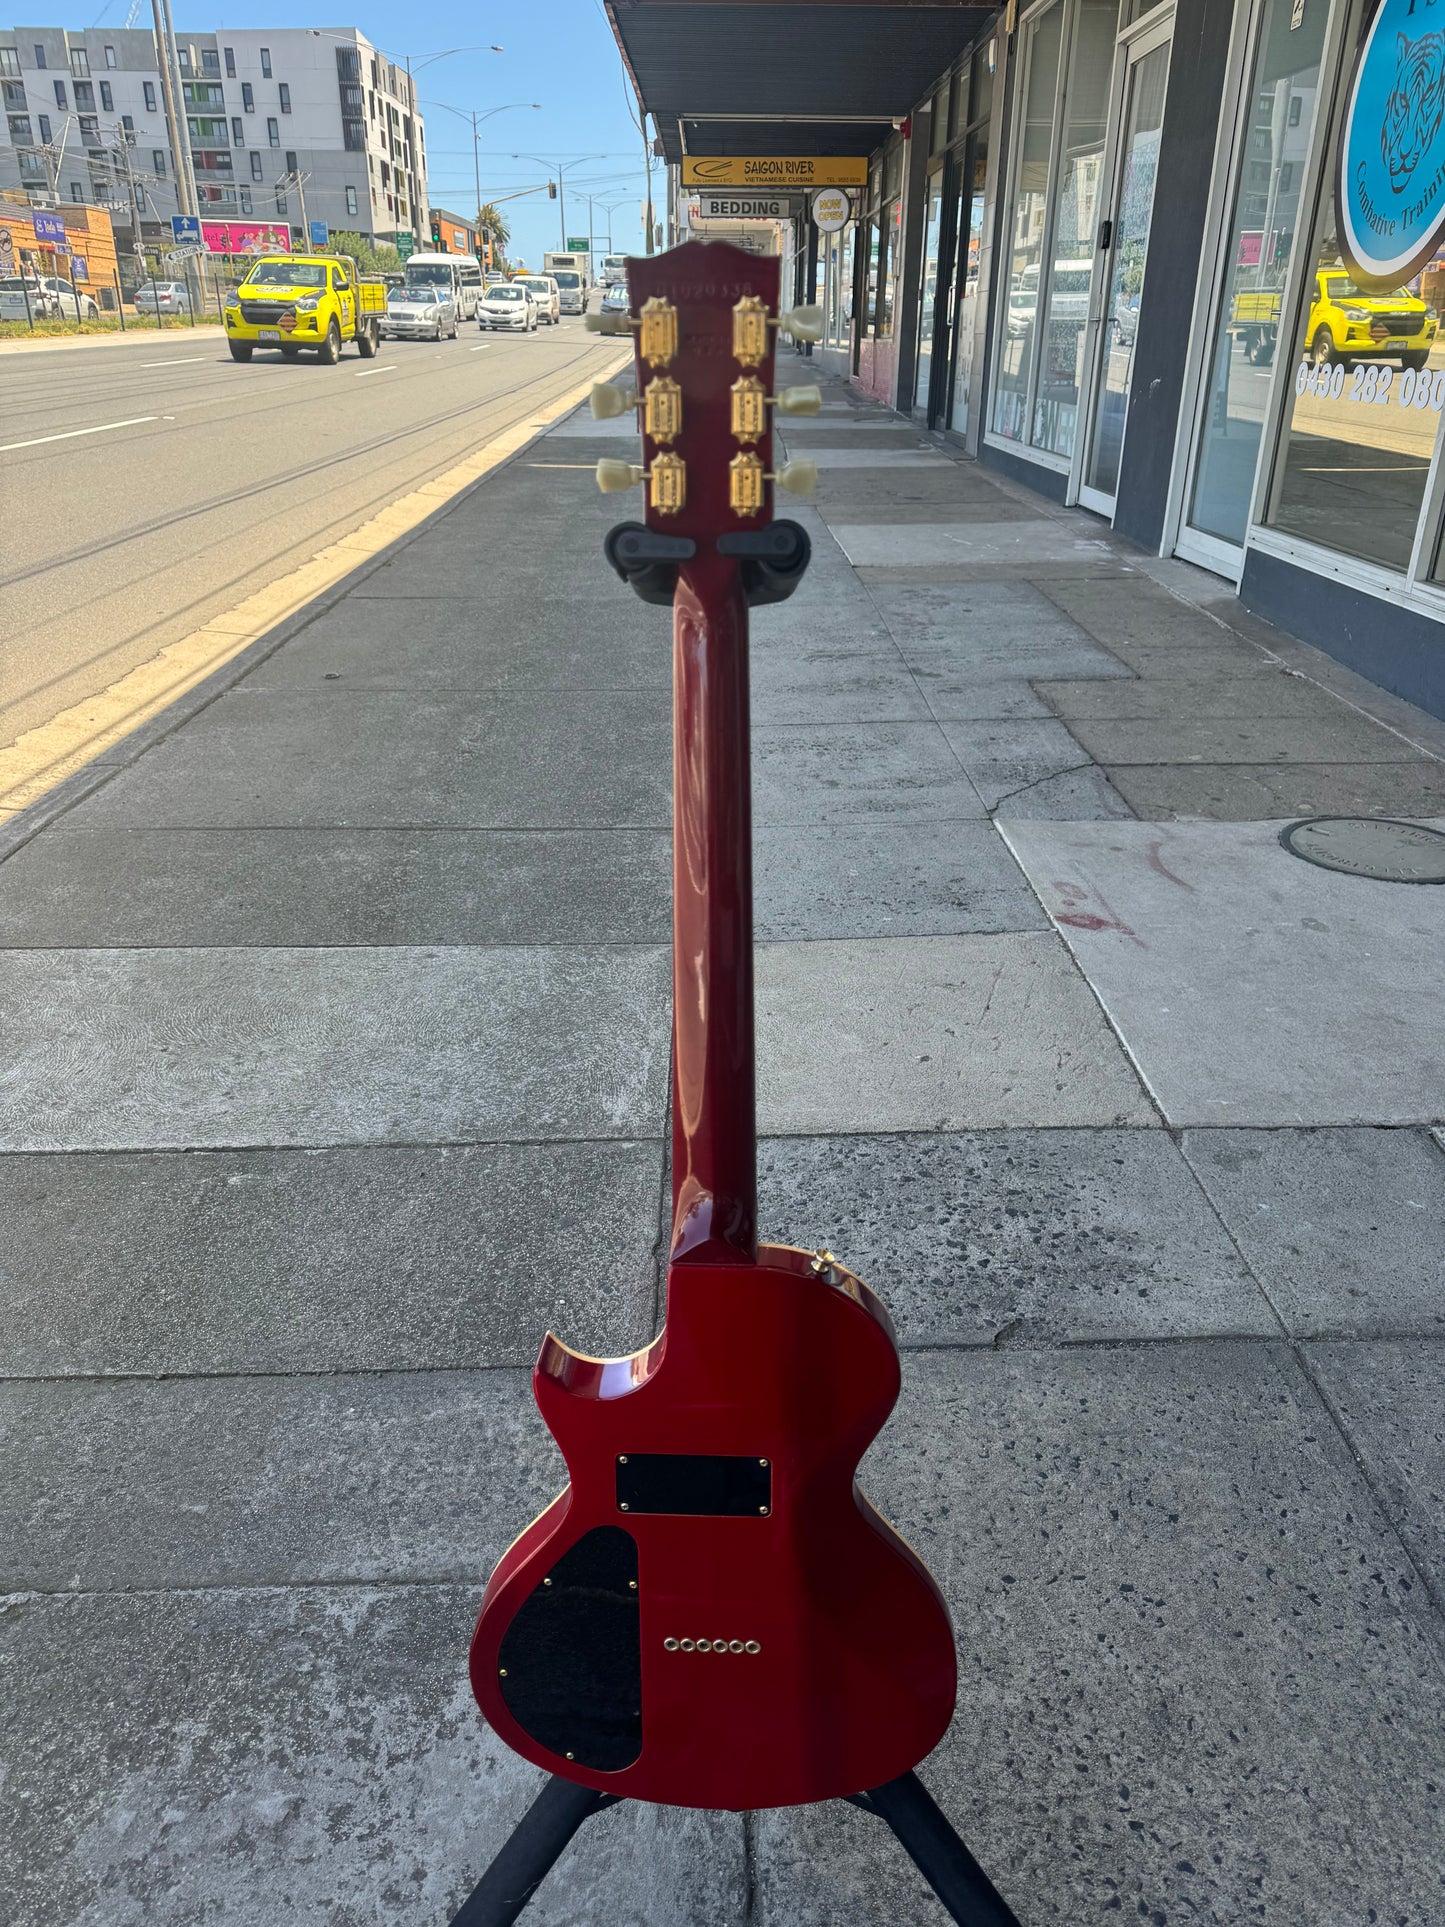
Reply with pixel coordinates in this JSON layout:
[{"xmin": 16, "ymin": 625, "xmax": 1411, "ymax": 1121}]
[
  {"xmin": 512, "ymin": 273, "xmax": 561, "ymax": 325},
  {"xmin": 404, "ymin": 251, "xmax": 483, "ymax": 320},
  {"xmin": 600, "ymin": 254, "xmax": 627, "ymax": 286}
]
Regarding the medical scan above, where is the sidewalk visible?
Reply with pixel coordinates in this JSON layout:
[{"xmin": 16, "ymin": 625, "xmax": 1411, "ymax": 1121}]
[{"xmin": 3, "ymin": 363, "xmax": 1444, "ymax": 1926}]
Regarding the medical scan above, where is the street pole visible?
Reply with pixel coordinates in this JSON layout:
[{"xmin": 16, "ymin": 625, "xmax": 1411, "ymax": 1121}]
[
  {"xmin": 558, "ymin": 162, "xmax": 566, "ymax": 252},
  {"xmin": 472, "ymin": 111, "xmax": 482, "ymax": 238}
]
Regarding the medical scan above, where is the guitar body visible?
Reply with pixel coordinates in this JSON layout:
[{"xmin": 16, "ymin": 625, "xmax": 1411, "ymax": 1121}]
[
  {"xmin": 468, "ymin": 240, "xmax": 959, "ymax": 1821},
  {"xmin": 470, "ymin": 1245, "xmax": 956, "ymax": 1810}
]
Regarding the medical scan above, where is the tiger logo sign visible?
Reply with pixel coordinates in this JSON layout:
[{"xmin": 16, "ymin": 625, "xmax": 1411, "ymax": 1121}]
[
  {"xmin": 1340, "ymin": 0, "xmax": 1445, "ymax": 284},
  {"xmin": 1382, "ymin": 30, "xmax": 1445, "ymax": 193}
]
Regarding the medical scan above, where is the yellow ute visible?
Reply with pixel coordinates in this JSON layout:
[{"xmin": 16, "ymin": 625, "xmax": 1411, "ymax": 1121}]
[{"xmin": 224, "ymin": 253, "xmax": 385, "ymax": 364}]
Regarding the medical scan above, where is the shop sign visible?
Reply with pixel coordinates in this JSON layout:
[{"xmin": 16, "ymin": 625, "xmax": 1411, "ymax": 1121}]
[
  {"xmin": 33, "ymin": 211, "xmax": 68, "ymax": 246},
  {"xmin": 696, "ymin": 194, "xmax": 794, "ymax": 220},
  {"xmin": 69, "ymin": 255, "xmax": 89, "ymax": 282},
  {"xmin": 1337, "ymin": 0, "xmax": 1445, "ymax": 285},
  {"xmin": 811, "ymin": 187, "xmax": 851, "ymax": 233},
  {"xmin": 681, "ymin": 155, "xmax": 867, "ymax": 190},
  {"xmin": 0, "ymin": 230, "xmax": 14, "ymax": 274},
  {"xmin": 201, "ymin": 220, "xmax": 291, "ymax": 256}
]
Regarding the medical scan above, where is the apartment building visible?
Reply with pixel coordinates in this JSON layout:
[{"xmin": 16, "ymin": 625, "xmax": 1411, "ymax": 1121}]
[{"xmin": 0, "ymin": 25, "xmax": 427, "ymax": 243}]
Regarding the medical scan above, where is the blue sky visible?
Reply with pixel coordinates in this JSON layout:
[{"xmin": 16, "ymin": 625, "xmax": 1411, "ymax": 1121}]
[{"xmin": 50, "ymin": 0, "xmax": 655, "ymax": 266}]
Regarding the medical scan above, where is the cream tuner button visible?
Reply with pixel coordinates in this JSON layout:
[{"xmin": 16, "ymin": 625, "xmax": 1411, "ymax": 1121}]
[
  {"xmin": 778, "ymin": 304, "xmax": 824, "ymax": 343},
  {"xmin": 772, "ymin": 459, "xmax": 818, "ymax": 497},
  {"xmin": 595, "ymin": 458, "xmax": 644, "ymax": 494},
  {"xmin": 776, "ymin": 385, "xmax": 822, "ymax": 416},
  {"xmin": 589, "ymin": 381, "xmax": 634, "ymax": 420}
]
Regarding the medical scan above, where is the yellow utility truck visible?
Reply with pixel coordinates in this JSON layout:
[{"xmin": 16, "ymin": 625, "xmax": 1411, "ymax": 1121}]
[{"xmin": 224, "ymin": 253, "xmax": 384, "ymax": 363}]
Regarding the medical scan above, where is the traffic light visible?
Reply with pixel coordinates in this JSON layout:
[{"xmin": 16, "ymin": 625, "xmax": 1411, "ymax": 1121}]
[
  {"xmin": 430, "ymin": 217, "xmax": 442, "ymax": 248},
  {"xmin": 548, "ymin": 181, "xmax": 557, "ymax": 200}
]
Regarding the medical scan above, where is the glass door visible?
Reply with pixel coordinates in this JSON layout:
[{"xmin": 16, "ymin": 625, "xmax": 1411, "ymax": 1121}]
[
  {"xmin": 950, "ymin": 133, "xmax": 990, "ymax": 433},
  {"xmin": 1079, "ymin": 19, "xmax": 1172, "ymax": 513},
  {"xmin": 914, "ymin": 173, "xmax": 944, "ymax": 414}
]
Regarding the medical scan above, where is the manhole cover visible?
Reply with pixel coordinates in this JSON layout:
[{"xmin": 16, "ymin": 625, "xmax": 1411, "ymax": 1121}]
[{"xmin": 1280, "ymin": 816, "xmax": 1445, "ymax": 882}]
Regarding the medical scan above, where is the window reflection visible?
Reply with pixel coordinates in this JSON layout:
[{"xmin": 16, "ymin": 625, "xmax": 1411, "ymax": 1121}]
[{"xmin": 991, "ymin": 3, "xmax": 1063, "ymax": 442}]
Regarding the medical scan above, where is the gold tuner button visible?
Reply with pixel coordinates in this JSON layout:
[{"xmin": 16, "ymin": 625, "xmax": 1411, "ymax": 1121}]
[
  {"xmin": 774, "ymin": 384, "xmax": 822, "ymax": 416},
  {"xmin": 589, "ymin": 381, "xmax": 635, "ymax": 421},
  {"xmin": 777, "ymin": 304, "xmax": 824, "ymax": 344},
  {"xmin": 595, "ymin": 459, "xmax": 644, "ymax": 494},
  {"xmin": 770, "ymin": 459, "xmax": 818, "ymax": 497}
]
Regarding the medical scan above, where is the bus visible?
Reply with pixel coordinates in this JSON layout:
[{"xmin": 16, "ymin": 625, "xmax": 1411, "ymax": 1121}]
[{"xmin": 404, "ymin": 251, "xmax": 484, "ymax": 319}]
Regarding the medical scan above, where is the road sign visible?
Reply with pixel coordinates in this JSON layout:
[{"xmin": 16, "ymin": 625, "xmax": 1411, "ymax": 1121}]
[
  {"xmin": 565, "ymin": 235, "xmax": 589, "ymax": 251},
  {"xmin": 70, "ymin": 255, "xmax": 89, "ymax": 282},
  {"xmin": 309, "ymin": 221, "xmax": 329, "ymax": 249},
  {"xmin": 171, "ymin": 215, "xmax": 201, "ymax": 247},
  {"xmin": 0, "ymin": 230, "xmax": 14, "ymax": 273},
  {"xmin": 162, "ymin": 246, "xmax": 200, "ymax": 270},
  {"xmin": 696, "ymin": 194, "xmax": 794, "ymax": 221},
  {"xmin": 681, "ymin": 155, "xmax": 867, "ymax": 190},
  {"xmin": 32, "ymin": 211, "xmax": 68, "ymax": 245},
  {"xmin": 395, "ymin": 229, "xmax": 414, "ymax": 260},
  {"xmin": 811, "ymin": 187, "xmax": 852, "ymax": 234}
]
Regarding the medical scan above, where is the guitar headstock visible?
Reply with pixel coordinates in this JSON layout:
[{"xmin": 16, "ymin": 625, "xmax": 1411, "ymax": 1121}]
[{"xmin": 589, "ymin": 240, "xmax": 822, "ymax": 547}]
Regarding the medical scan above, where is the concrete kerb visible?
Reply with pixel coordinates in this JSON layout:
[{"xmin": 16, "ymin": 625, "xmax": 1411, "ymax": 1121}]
[
  {"xmin": 0, "ymin": 349, "xmax": 630, "ymax": 865},
  {"xmin": 0, "ymin": 324, "xmax": 229, "ymax": 356}
]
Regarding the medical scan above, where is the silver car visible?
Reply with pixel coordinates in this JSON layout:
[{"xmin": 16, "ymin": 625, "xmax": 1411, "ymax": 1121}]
[
  {"xmin": 382, "ymin": 284, "xmax": 458, "ymax": 340},
  {"xmin": 133, "ymin": 280, "xmax": 191, "ymax": 315},
  {"xmin": 477, "ymin": 283, "xmax": 538, "ymax": 332}
]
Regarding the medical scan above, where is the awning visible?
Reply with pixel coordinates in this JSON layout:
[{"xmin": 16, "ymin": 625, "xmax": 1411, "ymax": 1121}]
[{"xmin": 604, "ymin": 1, "xmax": 999, "ymax": 164}]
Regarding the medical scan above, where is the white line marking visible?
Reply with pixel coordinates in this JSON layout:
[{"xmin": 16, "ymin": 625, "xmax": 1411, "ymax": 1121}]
[
  {"xmin": 469, "ymin": 343, "xmax": 490, "ymax": 351},
  {"xmin": 355, "ymin": 364, "xmax": 398, "ymax": 377},
  {"xmin": 0, "ymin": 414, "xmax": 158, "ymax": 453},
  {"xmin": 140, "ymin": 356, "xmax": 208, "ymax": 367}
]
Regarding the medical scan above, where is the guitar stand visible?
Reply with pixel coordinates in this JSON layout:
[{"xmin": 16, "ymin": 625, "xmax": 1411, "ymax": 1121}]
[{"xmin": 449, "ymin": 1770, "xmax": 1022, "ymax": 1927}]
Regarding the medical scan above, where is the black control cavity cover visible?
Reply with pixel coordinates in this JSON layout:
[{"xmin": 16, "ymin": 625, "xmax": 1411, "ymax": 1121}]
[{"xmin": 497, "ymin": 1525, "xmax": 642, "ymax": 1770}]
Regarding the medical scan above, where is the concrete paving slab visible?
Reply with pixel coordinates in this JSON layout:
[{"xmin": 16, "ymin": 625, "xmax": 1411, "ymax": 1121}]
[
  {"xmin": 540, "ymin": 412, "xmax": 643, "ymax": 437},
  {"xmin": 756, "ymin": 1343, "xmax": 1445, "ymax": 1927},
  {"xmin": 1094, "ymin": 634, "xmax": 1283, "ymax": 677},
  {"xmin": 1041, "ymin": 575, "xmax": 1246, "ymax": 649},
  {"xmin": 752, "ymin": 720, "xmax": 986, "ymax": 825},
  {"xmin": 1182, "ymin": 1127, "xmax": 1445, "ymax": 1335},
  {"xmin": 865, "ymin": 579, "xmax": 1132, "ymax": 684},
  {"xmin": 1306, "ymin": 1338, "xmax": 1445, "ymax": 1596},
  {"xmin": 917, "ymin": 678, "xmax": 1055, "ymax": 722},
  {"xmin": 807, "ymin": 470, "xmax": 1016, "ymax": 507},
  {"xmin": 779, "ymin": 426, "xmax": 937, "ymax": 448},
  {"xmin": 250, "ymin": 588, "xmax": 671, "ymax": 690},
  {"xmin": 990, "ymin": 765, "xmax": 1136, "ymax": 819},
  {"xmin": 1, "ymin": 1583, "xmax": 743, "ymax": 1927},
  {"xmin": 832, "ymin": 521, "xmax": 1117, "ymax": 567},
  {"xmin": 1104, "ymin": 757, "xmax": 1445, "ymax": 820},
  {"xmin": 936, "ymin": 718, "xmax": 1096, "ymax": 810},
  {"xmin": 1069, "ymin": 711, "xmax": 1425, "ymax": 766},
  {"xmin": 750, "ymin": 643, "xmax": 931, "ymax": 724},
  {"xmin": 757, "ymin": 1129, "xmax": 1273, "ymax": 1344},
  {"xmin": 0, "ymin": 1140, "xmax": 663, "ymax": 1377},
  {"xmin": 1035, "ymin": 669, "xmax": 1357, "ymax": 720},
  {"xmin": 818, "ymin": 499, "xmax": 1047, "ymax": 523},
  {"xmin": 801, "ymin": 448, "xmax": 955, "ymax": 469},
  {"xmin": 0, "ymin": 944, "xmax": 670, "ymax": 1151},
  {"xmin": 999, "ymin": 819, "xmax": 1445, "ymax": 1125},
  {"xmin": 756, "ymin": 933, "xmax": 1155, "ymax": 1132},
  {"xmin": 754, "ymin": 821, "xmax": 1048, "ymax": 940},
  {"xmin": 0, "ymin": 827, "xmax": 672, "ymax": 947},
  {"xmin": 0, "ymin": 1369, "xmax": 564, "ymax": 1591},
  {"xmin": 64, "ymin": 690, "xmax": 673, "ymax": 829}
]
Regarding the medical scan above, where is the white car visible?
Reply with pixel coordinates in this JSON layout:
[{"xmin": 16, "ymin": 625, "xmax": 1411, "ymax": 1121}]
[
  {"xmin": 39, "ymin": 276, "xmax": 100, "ymax": 320},
  {"xmin": 133, "ymin": 280, "xmax": 191, "ymax": 315},
  {"xmin": 382, "ymin": 283, "xmax": 458, "ymax": 340},
  {"xmin": 478, "ymin": 283, "xmax": 538, "ymax": 332},
  {"xmin": 0, "ymin": 276, "xmax": 59, "ymax": 320},
  {"xmin": 512, "ymin": 274, "xmax": 560, "ymax": 324}
]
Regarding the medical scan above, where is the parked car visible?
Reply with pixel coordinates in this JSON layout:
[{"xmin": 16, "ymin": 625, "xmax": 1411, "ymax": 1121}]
[
  {"xmin": 512, "ymin": 273, "xmax": 560, "ymax": 324},
  {"xmin": 549, "ymin": 268, "xmax": 587, "ymax": 316},
  {"xmin": 133, "ymin": 280, "xmax": 191, "ymax": 315},
  {"xmin": 381, "ymin": 282, "xmax": 458, "ymax": 341},
  {"xmin": 0, "ymin": 276, "xmax": 60, "ymax": 320},
  {"xmin": 38, "ymin": 276, "xmax": 100, "ymax": 320},
  {"xmin": 478, "ymin": 282, "xmax": 538, "ymax": 332}
]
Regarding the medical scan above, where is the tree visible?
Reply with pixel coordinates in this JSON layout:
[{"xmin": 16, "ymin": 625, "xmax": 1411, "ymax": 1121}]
[
  {"xmin": 329, "ymin": 230, "xmax": 404, "ymax": 274},
  {"xmin": 476, "ymin": 202, "xmax": 511, "ymax": 270}
]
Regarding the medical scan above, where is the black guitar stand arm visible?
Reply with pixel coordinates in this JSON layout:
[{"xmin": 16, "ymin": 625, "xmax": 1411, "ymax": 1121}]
[{"xmin": 449, "ymin": 1770, "xmax": 1022, "ymax": 1927}]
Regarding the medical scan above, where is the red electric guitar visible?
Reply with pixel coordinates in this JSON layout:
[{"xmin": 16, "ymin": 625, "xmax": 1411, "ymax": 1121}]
[{"xmin": 468, "ymin": 242, "xmax": 958, "ymax": 1816}]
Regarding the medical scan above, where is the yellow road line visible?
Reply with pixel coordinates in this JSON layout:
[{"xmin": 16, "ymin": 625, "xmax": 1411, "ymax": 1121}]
[{"xmin": 0, "ymin": 350, "xmax": 627, "ymax": 818}]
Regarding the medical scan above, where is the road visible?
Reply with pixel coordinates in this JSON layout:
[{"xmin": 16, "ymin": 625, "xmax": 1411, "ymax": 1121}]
[{"xmin": 0, "ymin": 317, "xmax": 621, "ymax": 751}]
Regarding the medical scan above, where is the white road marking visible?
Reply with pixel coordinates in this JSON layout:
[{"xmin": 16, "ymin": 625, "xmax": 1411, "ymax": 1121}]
[
  {"xmin": 355, "ymin": 364, "xmax": 397, "ymax": 377},
  {"xmin": 469, "ymin": 343, "xmax": 490, "ymax": 351},
  {"xmin": 0, "ymin": 414, "xmax": 158, "ymax": 453},
  {"xmin": 140, "ymin": 356, "xmax": 208, "ymax": 367}
]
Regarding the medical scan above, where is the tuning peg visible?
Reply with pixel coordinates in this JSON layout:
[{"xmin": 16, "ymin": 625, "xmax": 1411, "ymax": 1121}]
[
  {"xmin": 589, "ymin": 381, "xmax": 637, "ymax": 420},
  {"xmin": 596, "ymin": 459, "xmax": 645, "ymax": 493},
  {"xmin": 773, "ymin": 384, "xmax": 822, "ymax": 416},
  {"xmin": 778, "ymin": 304, "xmax": 824, "ymax": 343},
  {"xmin": 585, "ymin": 311, "xmax": 635, "ymax": 336},
  {"xmin": 771, "ymin": 459, "xmax": 818, "ymax": 496}
]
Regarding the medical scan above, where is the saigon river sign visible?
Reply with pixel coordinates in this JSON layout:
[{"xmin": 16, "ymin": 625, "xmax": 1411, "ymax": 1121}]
[
  {"xmin": 1338, "ymin": 0, "xmax": 1445, "ymax": 286},
  {"xmin": 681, "ymin": 156, "xmax": 868, "ymax": 189}
]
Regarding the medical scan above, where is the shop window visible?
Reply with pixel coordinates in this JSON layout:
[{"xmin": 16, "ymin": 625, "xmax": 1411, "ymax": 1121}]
[
  {"xmin": 1266, "ymin": 0, "xmax": 1438, "ymax": 575},
  {"xmin": 954, "ymin": 127, "xmax": 992, "ymax": 434},
  {"xmin": 990, "ymin": 2, "xmax": 1064, "ymax": 443}
]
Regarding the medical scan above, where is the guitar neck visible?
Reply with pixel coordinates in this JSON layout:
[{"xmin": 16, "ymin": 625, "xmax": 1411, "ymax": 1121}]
[{"xmin": 670, "ymin": 549, "xmax": 757, "ymax": 1266}]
